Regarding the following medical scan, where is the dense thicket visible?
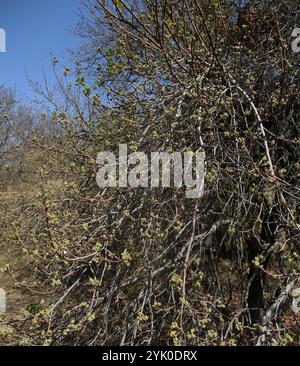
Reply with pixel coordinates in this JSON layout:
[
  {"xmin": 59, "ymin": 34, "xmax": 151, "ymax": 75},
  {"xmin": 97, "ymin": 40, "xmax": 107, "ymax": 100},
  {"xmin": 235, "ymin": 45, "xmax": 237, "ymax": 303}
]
[{"xmin": 1, "ymin": 0, "xmax": 300, "ymax": 346}]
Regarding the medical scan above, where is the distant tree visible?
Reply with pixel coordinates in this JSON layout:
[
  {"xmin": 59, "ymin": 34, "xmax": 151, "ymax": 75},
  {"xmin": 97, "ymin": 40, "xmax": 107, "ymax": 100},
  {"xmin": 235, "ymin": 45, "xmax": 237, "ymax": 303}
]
[{"xmin": 0, "ymin": 86, "xmax": 35, "ymax": 189}]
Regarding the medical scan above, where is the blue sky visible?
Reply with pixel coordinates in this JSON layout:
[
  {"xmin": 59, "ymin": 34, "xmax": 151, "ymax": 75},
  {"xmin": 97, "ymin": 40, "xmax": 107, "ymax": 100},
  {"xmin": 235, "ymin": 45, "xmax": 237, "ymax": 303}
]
[{"xmin": 0, "ymin": 0, "xmax": 83, "ymax": 103}]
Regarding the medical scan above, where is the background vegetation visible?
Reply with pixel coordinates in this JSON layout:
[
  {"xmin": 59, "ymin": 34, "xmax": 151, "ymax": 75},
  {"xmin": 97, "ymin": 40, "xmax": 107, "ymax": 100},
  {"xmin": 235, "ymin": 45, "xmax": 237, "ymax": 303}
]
[{"xmin": 0, "ymin": 0, "xmax": 300, "ymax": 346}]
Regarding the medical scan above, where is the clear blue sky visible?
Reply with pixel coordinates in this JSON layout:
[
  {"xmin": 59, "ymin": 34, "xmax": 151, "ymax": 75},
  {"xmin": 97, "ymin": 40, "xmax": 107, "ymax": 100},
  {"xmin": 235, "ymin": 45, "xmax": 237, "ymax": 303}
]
[{"xmin": 0, "ymin": 0, "xmax": 83, "ymax": 102}]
